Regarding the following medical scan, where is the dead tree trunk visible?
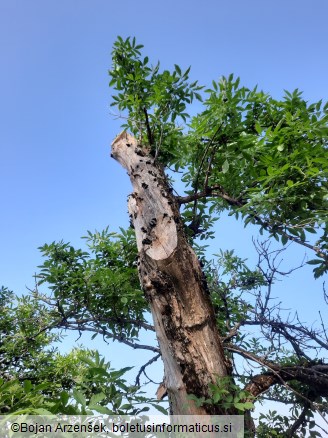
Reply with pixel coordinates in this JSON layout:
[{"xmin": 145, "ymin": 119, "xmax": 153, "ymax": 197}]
[{"xmin": 111, "ymin": 132, "xmax": 232, "ymax": 415}]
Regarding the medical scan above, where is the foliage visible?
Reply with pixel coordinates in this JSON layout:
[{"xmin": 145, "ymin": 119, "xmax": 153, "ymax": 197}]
[
  {"xmin": 3, "ymin": 225, "xmax": 323, "ymax": 435},
  {"xmin": 0, "ymin": 352, "xmax": 152, "ymax": 416},
  {"xmin": 1, "ymin": 36, "xmax": 327, "ymax": 437},
  {"xmin": 109, "ymin": 37, "xmax": 328, "ymax": 278},
  {"xmin": 256, "ymin": 409, "xmax": 322, "ymax": 438},
  {"xmin": 37, "ymin": 227, "xmax": 148, "ymax": 342},
  {"xmin": 107, "ymin": 36, "xmax": 328, "ymax": 435},
  {"xmin": 188, "ymin": 376, "xmax": 255, "ymax": 413},
  {"xmin": 0, "ymin": 282, "xmax": 162, "ymax": 416},
  {"xmin": 185, "ymin": 80, "xmax": 328, "ymax": 278},
  {"xmin": 109, "ymin": 35, "xmax": 203, "ymax": 163},
  {"xmin": 0, "ymin": 286, "xmax": 60, "ymax": 384},
  {"xmin": 208, "ymin": 246, "xmax": 328, "ymax": 436}
]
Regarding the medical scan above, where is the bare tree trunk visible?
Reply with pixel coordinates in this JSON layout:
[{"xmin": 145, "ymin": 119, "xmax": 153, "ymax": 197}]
[{"xmin": 111, "ymin": 132, "xmax": 231, "ymax": 415}]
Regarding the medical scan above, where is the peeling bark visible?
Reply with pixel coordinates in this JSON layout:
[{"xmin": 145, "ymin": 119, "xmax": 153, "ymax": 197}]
[{"xmin": 111, "ymin": 132, "xmax": 231, "ymax": 415}]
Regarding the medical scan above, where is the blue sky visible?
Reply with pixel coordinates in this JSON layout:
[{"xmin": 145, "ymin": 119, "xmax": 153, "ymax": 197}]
[{"xmin": 1, "ymin": 0, "xmax": 327, "ymax": 389}]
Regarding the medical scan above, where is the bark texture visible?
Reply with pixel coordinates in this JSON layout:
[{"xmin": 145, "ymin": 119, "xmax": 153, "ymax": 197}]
[
  {"xmin": 111, "ymin": 132, "xmax": 231, "ymax": 414},
  {"xmin": 245, "ymin": 365, "xmax": 328, "ymax": 398}
]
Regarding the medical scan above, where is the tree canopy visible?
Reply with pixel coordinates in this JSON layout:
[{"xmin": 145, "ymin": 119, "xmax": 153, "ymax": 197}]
[
  {"xmin": 1, "ymin": 36, "xmax": 327, "ymax": 437},
  {"xmin": 110, "ymin": 36, "xmax": 328, "ymax": 278}
]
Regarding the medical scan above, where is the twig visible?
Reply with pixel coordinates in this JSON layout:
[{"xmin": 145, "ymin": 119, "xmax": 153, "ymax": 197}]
[{"xmin": 135, "ymin": 354, "xmax": 161, "ymax": 387}]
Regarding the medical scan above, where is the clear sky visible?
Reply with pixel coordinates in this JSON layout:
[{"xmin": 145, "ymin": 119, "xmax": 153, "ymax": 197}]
[{"xmin": 1, "ymin": 0, "xmax": 327, "ymax": 390}]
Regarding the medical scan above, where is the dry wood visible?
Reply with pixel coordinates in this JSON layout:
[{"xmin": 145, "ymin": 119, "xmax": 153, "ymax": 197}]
[{"xmin": 111, "ymin": 132, "xmax": 231, "ymax": 415}]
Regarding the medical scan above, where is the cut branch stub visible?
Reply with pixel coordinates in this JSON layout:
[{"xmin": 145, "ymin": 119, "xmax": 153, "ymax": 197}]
[{"xmin": 112, "ymin": 131, "xmax": 177, "ymax": 261}]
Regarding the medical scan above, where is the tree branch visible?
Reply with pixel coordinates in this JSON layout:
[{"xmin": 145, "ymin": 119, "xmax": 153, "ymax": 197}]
[
  {"xmin": 286, "ymin": 402, "xmax": 310, "ymax": 438},
  {"xmin": 143, "ymin": 107, "xmax": 153, "ymax": 146},
  {"xmin": 226, "ymin": 344, "xmax": 328, "ymax": 399},
  {"xmin": 177, "ymin": 185, "xmax": 328, "ymax": 262},
  {"xmin": 177, "ymin": 185, "xmax": 242, "ymax": 207},
  {"xmin": 135, "ymin": 354, "xmax": 161, "ymax": 387}
]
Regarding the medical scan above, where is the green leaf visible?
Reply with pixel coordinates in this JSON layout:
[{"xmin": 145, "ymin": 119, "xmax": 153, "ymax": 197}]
[
  {"xmin": 89, "ymin": 392, "xmax": 106, "ymax": 405},
  {"xmin": 281, "ymin": 234, "xmax": 288, "ymax": 245},
  {"xmin": 307, "ymin": 259, "xmax": 322, "ymax": 265},
  {"xmin": 90, "ymin": 405, "xmax": 112, "ymax": 414},
  {"xmin": 255, "ymin": 122, "xmax": 262, "ymax": 134},
  {"xmin": 243, "ymin": 401, "xmax": 255, "ymax": 410},
  {"xmin": 222, "ymin": 160, "xmax": 230, "ymax": 174},
  {"xmin": 184, "ymin": 66, "xmax": 191, "ymax": 77},
  {"xmin": 72, "ymin": 389, "xmax": 86, "ymax": 407},
  {"xmin": 60, "ymin": 391, "xmax": 69, "ymax": 406},
  {"xmin": 234, "ymin": 402, "xmax": 247, "ymax": 411},
  {"xmin": 23, "ymin": 380, "xmax": 32, "ymax": 393},
  {"xmin": 150, "ymin": 403, "xmax": 168, "ymax": 414},
  {"xmin": 174, "ymin": 64, "xmax": 181, "ymax": 75}
]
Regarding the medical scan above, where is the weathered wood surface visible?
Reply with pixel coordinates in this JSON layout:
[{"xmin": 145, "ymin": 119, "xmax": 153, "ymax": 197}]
[{"xmin": 111, "ymin": 132, "xmax": 230, "ymax": 415}]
